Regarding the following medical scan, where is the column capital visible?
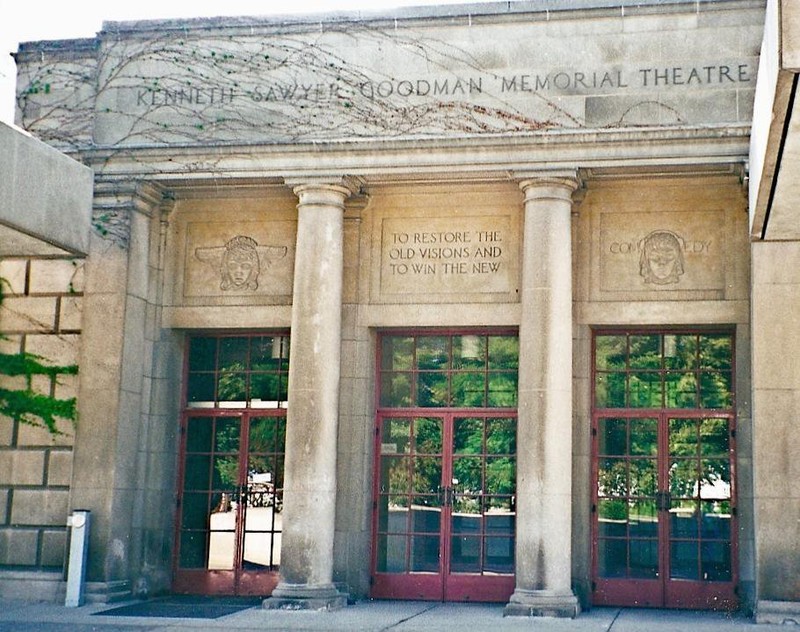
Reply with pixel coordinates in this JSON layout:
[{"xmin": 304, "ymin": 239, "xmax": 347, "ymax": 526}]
[
  {"xmin": 285, "ymin": 176, "xmax": 361, "ymax": 206},
  {"xmin": 517, "ymin": 169, "xmax": 581, "ymax": 202}
]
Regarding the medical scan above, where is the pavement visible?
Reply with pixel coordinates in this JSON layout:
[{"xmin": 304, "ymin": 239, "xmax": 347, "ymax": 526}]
[{"xmin": 0, "ymin": 599, "xmax": 794, "ymax": 632}]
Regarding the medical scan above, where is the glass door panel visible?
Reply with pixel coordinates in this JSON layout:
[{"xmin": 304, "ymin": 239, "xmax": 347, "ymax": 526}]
[
  {"xmin": 174, "ymin": 413, "xmax": 283, "ymax": 595},
  {"xmin": 372, "ymin": 413, "xmax": 515, "ymax": 602}
]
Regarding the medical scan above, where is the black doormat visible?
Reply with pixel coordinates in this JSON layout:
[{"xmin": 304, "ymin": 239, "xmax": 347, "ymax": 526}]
[{"xmin": 96, "ymin": 595, "xmax": 262, "ymax": 619}]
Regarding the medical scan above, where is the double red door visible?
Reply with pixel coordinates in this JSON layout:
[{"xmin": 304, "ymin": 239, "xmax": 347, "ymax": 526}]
[
  {"xmin": 371, "ymin": 412, "xmax": 516, "ymax": 602},
  {"xmin": 592, "ymin": 412, "xmax": 737, "ymax": 609},
  {"xmin": 173, "ymin": 412, "xmax": 285, "ymax": 595}
]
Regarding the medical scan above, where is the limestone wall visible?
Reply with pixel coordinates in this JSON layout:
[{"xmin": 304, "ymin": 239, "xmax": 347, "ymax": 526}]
[
  {"xmin": 751, "ymin": 241, "xmax": 800, "ymax": 615},
  {"xmin": 0, "ymin": 256, "xmax": 83, "ymax": 596}
]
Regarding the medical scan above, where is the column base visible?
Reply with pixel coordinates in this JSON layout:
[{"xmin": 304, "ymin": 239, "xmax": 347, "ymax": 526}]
[
  {"xmin": 263, "ymin": 583, "xmax": 348, "ymax": 611},
  {"xmin": 504, "ymin": 589, "xmax": 580, "ymax": 618}
]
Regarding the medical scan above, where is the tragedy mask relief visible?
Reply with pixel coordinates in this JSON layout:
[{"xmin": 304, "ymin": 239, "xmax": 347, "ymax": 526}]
[
  {"xmin": 195, "ymin": 235, "xmax": 288, "ymax": 292},
  {"xmin": 638, "ymin": 230, "xmax": 685, "ymax": 285}
]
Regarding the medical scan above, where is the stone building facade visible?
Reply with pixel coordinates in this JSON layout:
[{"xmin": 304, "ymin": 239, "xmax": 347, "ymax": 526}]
[{"xmin": 2, "ymin": 0, "xmax": 798, "ymax": 622}]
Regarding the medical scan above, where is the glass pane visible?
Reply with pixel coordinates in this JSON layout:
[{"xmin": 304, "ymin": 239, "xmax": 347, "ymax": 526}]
[
  {"xmin": 377, "ymin": 534, "xmax": 407, "ymax": 572},
  {"xmin": 595, "ymin": 335, "xmax": 627, "ymax": 370},
  {"xmin": 417, "ymin": 337, "xmax": 449, "ymax": 370},
  {"xmin": 629, "ymin": 500, "xmax": 657, "ymax": 538},
  {"xmin": 452, "ymin": 372, "xmax": 486, "ymax": 407},
  {"xmin": 217, "ymin": 371, "xmax": 246, "ymax": 402},
  {"xmin": 450, "ymin": 536, "xmax": 481, "ymax": 573},
  {"xmin": 453, "ymin": 335, "xmax": 486, "ymax": 369},
  {"xmin": 629, "ymin": 335, "xmax": 661, "ymax": 369},
  {"xmin": 670, "ymin": 541, "xmax": 699, "ymax": 580},
  {"xmin": 670, "ymin": 459, "xmax": 699, "ymax": 499},
  {"xmin": 219, "ymin": 337, "xmax": 249, "ymax": 371},
  {"xmin": 665, "ymin": 372, "xmax": 698, "ymax": 408},
  {"xmin": 595, "ymin": 372, "xmax": 626, "ymax": 408},
  {"xmin": 381, "ymin": 456, "xmax": 410, "ymax": 495},
  {"xmin": 413, "ymin": 457, "xmax": 442, "ymax": 494},
  {"xmin": 453, "ymin": 418, "xmax": 482, "ymax": 455},
  {"xmin": 379, "ymin": 495, "xmax": 409, "ymax": 534},
  {"xmin": 663, "ymin": 334, "xmax": 697, "ymax": 370},
  {"xmin": 411, "ymin": 499, "xmax": 441, "ymax": 531},
  {"xmin": 410, "ymin": 535, "xmax": 440, "ymax": 572},
  {"xmin": 417, "ymin": 372, "xmax": 449, "ymax": 407},
  {"xmin": 184, "ymin": 455, "xmax": 211, "ymax": 490},
  {"xmin": 451, "ymin": 499, "xmax": 481, "ymax": 535},
  {"xmin": 486, "ymin": 457, "xmax": 515, "ymax": 496},
  {"xmin": 181, "ymin": 493, "xmax": 209, "ymax": 529},
  {"xmin": 701, "ymin": 500, "xmax": 731, "ymax": 539},
  {"xmin": 700, "ymin": 371, "xmax": 733, "ymax": 408},
  {"xmin": 487, "ymin": 372, "xmax": 517, "ymax": 407},
  {"xmin": 599, "ymin": 418, "xmax": 627, "ymax": 456},
  {"xmin": 630, "ymin": 418, "xmax": 657, "ymax": 456},
  {"xmin": 380, "ymin": 372, "xmax": 412, "ymax": 408},
  {"xmin": 249, "ymin": 417, "xmax": 284, "ymax": 454},
  {"xmin": 598, "ymin": 538, "xmax": 627, "ymax": 577},
  {"xmin": 700, "ymin": 459, "xmax": 730, "ymax": 499},
  {"xmin": 486, "ymin": 418, "xmax": 515, "ymax": 454},
  {"xmin": 214, "ymin": 418, "xmax": 240, "ymax": 452},
  {"xmin": 669, "ymin": 418, "xmax": 697, "ymax": 456},
  {"xmin": 250, "ymin": 373, "xmax": 282, "ymax": 406},
  {"xmin": 700, "ymin": 418, "xmax": 729, "ymax": 456},
  {"xmin": 250, "ymin": 336, "xmax": 283, "ymax": 371},
  {"xmin": 699, "ymin": 334, "xmax": 732, "ymax": 370},
  {"xmin": 598, "ymin": 499, "xmax": 627, "ymax": 537},
  {"xmin": 629, "ymin": 539, "xmax": 658, "ymax": 578},
  {"xmin": 213, "ymin": 455, "xmax": 239, "ymax": 489},
  {"xmin": 381, "ymin": 336, "xmax": 413, "ymax": 371},
  {"xmin": 188, "ymin": 337, "xmax": 217, "ymax": 371},
  {"xmin": 702, "ymin": 541, "xmax": 732, "ymax": 581},
  {"xmin": 452, "ymin": 457, "xmax": 482, "ymax": 494},
  {"xmin": 670, "ymin": 499, "xmax": 698, "ymax": 538},
  {"xmin": 484, "ymin": 537, "xmax": 514, "ymax": 574},
  {"xmin": 186, "ymin": 417, "xmax": 213, "ymax": 453},
  {"xmin": 598, "ymin": 458, "xmax": 628, "ymax": 497},
  {"xmin": 485, "ymin": 500, "xmax": 514, "ymax": 533},
  {"xmin": 488, "ymin": 336, "xmax": 519, "ymax": 370},
  {"xmin": 382, "ymin": 418, "xmax": 411, "ymax": 453},
  {"xmin": 179, "ymin": 531, "xmax": 207, "ymax": 569},
  {"xmin": 629, "ymin": 372, "xmax": 662, "ymax": 407},
  {"xmin": 630, "ymin": 459, "xmax": 657, "ymax": 497},
  {"xmin": 414, "ymin": 417, "xmax": 442, "ymax": 454},
  {"xmin": 187, "ymin": 373, "xmax": 215, "ymax": 405},
  {"xmin": 208, "ymin": 517, "xmax": 236, "ymax": 570}
]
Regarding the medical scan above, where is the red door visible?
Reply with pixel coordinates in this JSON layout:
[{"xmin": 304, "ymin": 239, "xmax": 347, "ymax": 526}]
[
  {"xmin": 591, "ymin": 331, "xmax": 738, "ymax": 609},
  {"xmin": 371, "ymin": 412, "xmax": 516, "ymax": 602},
  {"xmin": 173, "ymin": 412, "xmax": 285, "ymax": 595}
]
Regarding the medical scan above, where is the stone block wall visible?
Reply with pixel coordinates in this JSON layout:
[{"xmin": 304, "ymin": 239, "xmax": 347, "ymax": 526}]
[{"xmin": 0, "ymin": 256, "xmax": 83, "ymax": 571}]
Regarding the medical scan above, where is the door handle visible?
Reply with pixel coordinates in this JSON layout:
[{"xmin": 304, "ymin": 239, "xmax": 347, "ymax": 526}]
[{"xmin": 655, "ymin": 490, "xmax": 671, "ymax": 512}]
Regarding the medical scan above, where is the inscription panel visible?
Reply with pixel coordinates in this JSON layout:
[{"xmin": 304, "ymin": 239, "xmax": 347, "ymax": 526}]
[
  {"xmin": 379, "ymin": 216, "xmax": 515, "ymax": 298},
  {"xmin": 599, "ymin": 211, "xmax": 724, "ymax": 293}
]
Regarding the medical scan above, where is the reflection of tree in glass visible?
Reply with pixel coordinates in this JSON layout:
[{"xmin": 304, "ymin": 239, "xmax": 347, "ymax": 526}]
[
  {"xmin": 218, "ymin": 361, "xmax": 246, "ymax": 402},
  {"xmin": 213, "ymin": 419, "xmax": 240, "ymax": 489}
]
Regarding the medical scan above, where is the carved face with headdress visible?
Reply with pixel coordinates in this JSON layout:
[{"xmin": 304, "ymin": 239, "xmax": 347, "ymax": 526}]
[
  {"xmin": 221, "ymin": 235, "xmax": 260, "ymax": 291},
  {"xmin": 639, "ymin": 230, "xmax": 684, "ymax": 285}
]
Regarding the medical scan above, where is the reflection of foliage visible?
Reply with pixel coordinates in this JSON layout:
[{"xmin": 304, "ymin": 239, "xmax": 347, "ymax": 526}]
[
  {"xmin": 217, "ymin": 361, "xmax": 246, "ymax": 402},
  {"xmin": 213, "ymin": 419, "xmax": 240, "ymax": 489}
]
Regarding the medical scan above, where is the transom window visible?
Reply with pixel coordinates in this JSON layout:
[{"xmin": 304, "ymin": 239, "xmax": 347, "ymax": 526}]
[
  {"xmin": 186, "ymin": 334, "xmax": 290, "ymax": 409},
  {"xmin": 379, "ymin": 332, "xmax": 519, "ymax": 408},
  {"xmin": 594, "ymin": 332, "xmax": 733, "ymax": 409}
]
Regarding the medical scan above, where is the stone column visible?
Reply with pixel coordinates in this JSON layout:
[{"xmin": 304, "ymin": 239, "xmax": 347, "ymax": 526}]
[
  {"xmin": 265, "ymin": 180, "xmax": 353, "ymax": 611},
  {"xmin": 505, "ymin": 172, "xmax": 580, "ymax": 618}
]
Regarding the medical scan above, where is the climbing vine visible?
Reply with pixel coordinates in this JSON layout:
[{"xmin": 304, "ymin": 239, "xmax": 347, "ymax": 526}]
[{"xmin": 0, "ymin": 278, "xmax": 79, "ymax": 435}]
